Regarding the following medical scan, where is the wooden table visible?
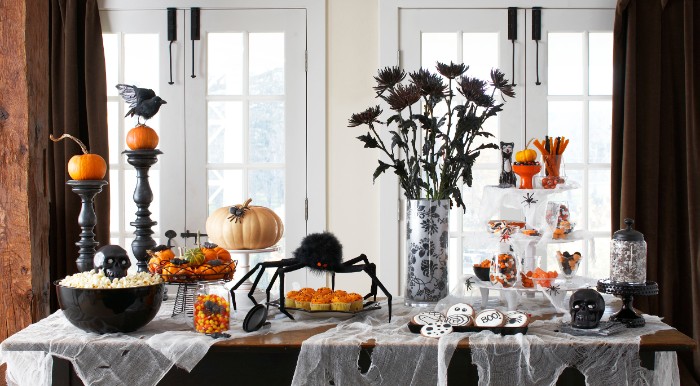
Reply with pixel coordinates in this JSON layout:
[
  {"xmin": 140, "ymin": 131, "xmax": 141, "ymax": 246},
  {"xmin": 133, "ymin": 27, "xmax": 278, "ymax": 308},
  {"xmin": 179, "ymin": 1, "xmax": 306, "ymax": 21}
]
[{"xmin": 52, "ymin": 319, "xmax": 696, "ymax": 386}]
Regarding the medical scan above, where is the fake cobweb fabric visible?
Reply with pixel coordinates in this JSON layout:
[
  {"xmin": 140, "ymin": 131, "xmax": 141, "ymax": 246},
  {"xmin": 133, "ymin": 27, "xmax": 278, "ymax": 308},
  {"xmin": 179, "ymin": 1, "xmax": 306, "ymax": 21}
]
[
  {"xmin": 0, "ymin": 296, "xmax": 344, "ymax": 386},
  {"xmin": 292, "ymin": 295, "xmax": 679, "ymax": 386}
]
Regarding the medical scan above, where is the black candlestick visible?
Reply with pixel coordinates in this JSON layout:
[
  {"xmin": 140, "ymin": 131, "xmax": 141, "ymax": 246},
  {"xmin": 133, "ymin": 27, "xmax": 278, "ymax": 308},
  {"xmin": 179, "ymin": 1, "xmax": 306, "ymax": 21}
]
[
  {"xmin": 124, "ymin": 149, "xmax": 163, "ymax": 272},
  {"xmin": 67, "ymin": 180, "xmax": 108, "ymax": 272}
]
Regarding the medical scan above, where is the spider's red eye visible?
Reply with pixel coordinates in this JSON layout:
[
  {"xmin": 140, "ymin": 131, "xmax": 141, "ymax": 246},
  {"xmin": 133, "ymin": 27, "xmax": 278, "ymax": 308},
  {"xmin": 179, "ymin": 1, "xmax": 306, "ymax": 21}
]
[
  {"xmin": 317, "ymin": 262, "xmax": 322, "ymax": 267},
  {"xmin": 323, "ymin": 264, "xmax": 328, "ymax": 268}
]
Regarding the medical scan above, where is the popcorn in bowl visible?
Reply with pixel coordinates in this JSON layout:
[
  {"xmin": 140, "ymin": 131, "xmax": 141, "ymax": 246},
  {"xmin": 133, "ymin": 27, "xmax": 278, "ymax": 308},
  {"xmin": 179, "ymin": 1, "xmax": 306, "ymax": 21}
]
[{"xmin": 59, "ymin": 270, "xmax": 163, "ymax": 289}]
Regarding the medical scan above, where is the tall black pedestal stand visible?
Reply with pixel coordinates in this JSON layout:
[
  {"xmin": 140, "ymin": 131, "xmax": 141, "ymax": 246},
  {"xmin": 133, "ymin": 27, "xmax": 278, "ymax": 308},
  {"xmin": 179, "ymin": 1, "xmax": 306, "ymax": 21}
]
[
  {"xmin": 67, "ymin": 180, "xmax": 108, "ymax": 272},
  {"xmin": 124, "ymin": 149, "xmax": 163, "ymax": 272}
]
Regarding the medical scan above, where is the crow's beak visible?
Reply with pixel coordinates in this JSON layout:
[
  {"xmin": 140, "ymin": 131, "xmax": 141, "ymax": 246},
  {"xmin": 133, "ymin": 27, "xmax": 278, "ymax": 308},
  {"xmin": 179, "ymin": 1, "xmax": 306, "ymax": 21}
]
[{"xmin": 161, "ymin": 100, "xmax": 168, "ymax": 104}]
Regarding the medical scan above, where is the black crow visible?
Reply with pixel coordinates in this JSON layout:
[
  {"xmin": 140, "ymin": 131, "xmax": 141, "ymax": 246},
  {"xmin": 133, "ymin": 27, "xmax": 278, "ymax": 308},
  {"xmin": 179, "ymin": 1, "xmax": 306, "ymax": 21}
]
[{"xmin": 116, "ymin": 84, "xmax": 167, "ymax": 125}]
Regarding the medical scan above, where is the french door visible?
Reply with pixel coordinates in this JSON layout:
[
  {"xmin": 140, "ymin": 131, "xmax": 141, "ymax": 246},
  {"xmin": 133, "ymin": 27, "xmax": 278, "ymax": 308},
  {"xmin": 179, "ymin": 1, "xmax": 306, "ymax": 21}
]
[
  {"xmin": 397, "ymin": 7, "xmax": 614, "ymax": 290},
  {"xmin": 101, "ymin": 6, "xmax": 322, "ymax": 288}
]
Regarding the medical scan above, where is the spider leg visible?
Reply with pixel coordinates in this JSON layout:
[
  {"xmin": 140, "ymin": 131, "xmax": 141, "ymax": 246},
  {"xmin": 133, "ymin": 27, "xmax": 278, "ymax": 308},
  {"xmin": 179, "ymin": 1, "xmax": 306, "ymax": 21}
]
[
  {"xmin": 276, "ymin": 263, "xmax": 306, "ymax": 320},
  {"xmin": 336, "ymin": 261, "xmax": 393, "ymax": 322},
  {"xmin": 341, "ymin": 254, "xmax": 377, "ymax": 296},
  {"xmin": 230, "ymin": 259, "xmax": 294, "ymax": 311}
]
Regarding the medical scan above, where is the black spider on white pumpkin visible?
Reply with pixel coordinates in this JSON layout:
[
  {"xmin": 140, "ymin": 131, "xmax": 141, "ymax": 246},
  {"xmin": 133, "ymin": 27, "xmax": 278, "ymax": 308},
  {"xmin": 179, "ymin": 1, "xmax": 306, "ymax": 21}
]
[
  {"xmin": 521, "ymin": 192, "xmax": 538, "ymax": 207},
  {"xmin": 229, "ymin": 232, "xmax": 393, "ymax": 321},
  {"xmin": 227, "ymin": 204, "xmax": 250, "ymax": 223}
]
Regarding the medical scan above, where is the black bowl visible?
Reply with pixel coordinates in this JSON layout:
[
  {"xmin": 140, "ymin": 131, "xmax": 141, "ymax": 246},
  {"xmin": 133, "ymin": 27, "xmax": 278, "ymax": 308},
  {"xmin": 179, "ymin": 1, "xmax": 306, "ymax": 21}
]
[
  {"xmin": 473, "ymin": 266, "xmax": 491, "ymax": 282},
  {"xmin": 55, "ymin": 281, "xmax": 165, "ymax": 334}
]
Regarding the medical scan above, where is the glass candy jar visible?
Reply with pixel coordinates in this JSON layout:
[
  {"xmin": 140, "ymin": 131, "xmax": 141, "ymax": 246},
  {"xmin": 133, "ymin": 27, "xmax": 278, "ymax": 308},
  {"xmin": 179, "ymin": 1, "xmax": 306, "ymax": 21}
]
[
  {"xmin": 610, "ymin": 218, "xmax": 647, "ymax": 284},
  {"xmin": 194, "ymin": 281, "xmax": 231, "ymax": 334},
  {"xmin": 490, "ymin": 251, "xmax": 517, "ymax": 288}
]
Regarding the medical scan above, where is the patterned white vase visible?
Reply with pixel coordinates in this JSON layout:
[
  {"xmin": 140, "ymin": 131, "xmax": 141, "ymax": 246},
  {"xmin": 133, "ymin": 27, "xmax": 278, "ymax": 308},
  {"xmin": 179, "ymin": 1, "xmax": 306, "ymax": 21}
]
[{"xmin": 405, "ymin": 199, "xmax": 450, "ymax": 306}]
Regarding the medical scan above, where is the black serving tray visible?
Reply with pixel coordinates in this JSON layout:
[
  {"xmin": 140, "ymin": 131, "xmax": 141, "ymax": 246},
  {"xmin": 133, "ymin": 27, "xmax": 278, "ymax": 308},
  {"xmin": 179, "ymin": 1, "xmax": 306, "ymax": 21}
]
[{"xmin": 407, "ymin": 321, "xmax": 528, "ymax": 335}]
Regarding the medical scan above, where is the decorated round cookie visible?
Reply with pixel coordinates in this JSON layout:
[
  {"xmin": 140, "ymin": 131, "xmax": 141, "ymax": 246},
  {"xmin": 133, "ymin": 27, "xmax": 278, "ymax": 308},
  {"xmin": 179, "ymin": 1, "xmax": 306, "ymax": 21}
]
[
  {"xmin": 447, "ymin": 314, "xmax": 473, "ymax": 327},
  {"xmin": 504, "ymin": 311, "xmax": 529, "ymax": 328},
  {"xmin": 420, "ymin": 322, "xmax": 453, "ymax": 338},
  {"xmin": 412, "ymin": 311, "xmax": 447, "ymax": 326},
  {"xmin": 446, "ymin": 303, "xmax": 475, "ymax": 318},
  {"xmin": 474, "ymin": 309, "xmax": 506, "ymax": 327}
]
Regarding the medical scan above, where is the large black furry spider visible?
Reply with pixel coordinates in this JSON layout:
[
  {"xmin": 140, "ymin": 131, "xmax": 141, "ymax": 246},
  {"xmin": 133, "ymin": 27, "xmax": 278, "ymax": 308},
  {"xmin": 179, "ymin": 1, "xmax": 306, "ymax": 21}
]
[{"xmin": 230, "ymin": 232, "xmax": 393, "ymax": 321}]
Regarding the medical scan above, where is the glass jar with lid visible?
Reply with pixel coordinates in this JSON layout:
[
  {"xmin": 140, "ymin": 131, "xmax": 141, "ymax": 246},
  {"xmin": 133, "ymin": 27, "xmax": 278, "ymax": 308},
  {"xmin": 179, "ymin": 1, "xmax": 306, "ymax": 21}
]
[
  {"xmin": 194, "ymin": 281, "xmax": 231, "ymax": 334},
  {"xmin": 610, "ymin": 218, "xmax": 647, "ymax": 284}
]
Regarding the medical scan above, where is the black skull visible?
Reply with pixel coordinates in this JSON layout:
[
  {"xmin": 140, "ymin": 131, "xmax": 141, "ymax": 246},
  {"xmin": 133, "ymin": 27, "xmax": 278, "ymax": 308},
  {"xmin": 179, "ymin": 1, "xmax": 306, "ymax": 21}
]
[
  {"xmin": 570, "ymin": 289, "xmax": 605, "ymax": 329},
  {"xmin": 94, "ymin": 245, "xmax": 131, "ymax": 280}
]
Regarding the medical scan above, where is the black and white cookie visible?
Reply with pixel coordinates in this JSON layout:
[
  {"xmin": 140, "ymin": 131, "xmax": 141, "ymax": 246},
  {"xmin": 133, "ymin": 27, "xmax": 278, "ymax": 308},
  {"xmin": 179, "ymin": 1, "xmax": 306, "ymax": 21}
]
[
  {"xmin": 447, "ymin": 314, "xmax": 473, "ymax": 327},
  {"xmin": 504, "ymin": 311, "xmax": 529, "ymax": 327},
  {"xmin": 474, "ymin": 309, "xmax": 506, "ymax": 327},
  {"xmin": 420, "ymin": 322, "xmax": 454, "ymax": 338},
  {"xmin": 446, "ymin": 303, "xmax": 475, "ymax": 318},
  {"xmin": 412, "ymin": 311, "xmax": 447, "ymax": 325}
]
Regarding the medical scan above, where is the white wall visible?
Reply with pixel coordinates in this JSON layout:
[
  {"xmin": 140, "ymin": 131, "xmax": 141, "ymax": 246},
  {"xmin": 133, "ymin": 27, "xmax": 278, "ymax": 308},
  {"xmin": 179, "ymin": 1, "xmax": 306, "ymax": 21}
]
[{"xmin": 326, "ymin": 0, "xmax": 381, "ymax": 292}]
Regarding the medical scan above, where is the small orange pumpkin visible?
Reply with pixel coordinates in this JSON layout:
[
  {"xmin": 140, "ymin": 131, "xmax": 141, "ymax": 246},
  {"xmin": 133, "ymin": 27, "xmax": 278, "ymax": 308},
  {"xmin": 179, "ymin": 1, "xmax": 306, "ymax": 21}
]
[
  {"xmin": 201, "ymin": 242, "xmax": 232, "ymax": 262},
  {"xmin": 50, "ymin": 134, "xmax": 107, "ymax": 180},
  {"xmin": 515, "ymin": 138, "xmax": 538, "ymax": 163},
  {"xmin": 126, "ymin": 125, "xmax": 159, "ymax": 150}
]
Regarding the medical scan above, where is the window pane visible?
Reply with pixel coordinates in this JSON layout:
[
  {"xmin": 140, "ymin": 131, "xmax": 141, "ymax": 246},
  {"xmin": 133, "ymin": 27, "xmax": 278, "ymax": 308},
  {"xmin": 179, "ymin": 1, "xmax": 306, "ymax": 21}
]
[
  {"xmin": 588, "ymin": 169, "xmax": 611, "ymax": 232},
  {"xmin": 124, "ymin": 34, "xmax": 158, "ymax": 93},
  {"xmin": 208, "ymin": 101, "xmax": 243, "ymax": 164},
  {"xmin": 103, "ymin": 34, "xmax": 119, "ymax": 96},
  {"xmin": 249, "ymin": 102, "xmax": 285, "ymax": 163},
  {"xmin": 248, "ymin": 169, "xmax": 285, "ymax": 221},
  {"xmin": 422, "ymin": 33, "xmax": 458, "ymax": 70},
  {"xmin": 548, "ymin": 101, "xmax": 583, "ymax": 163},
  {"xmin": 548, "ymin": 33, "xmax": 583, "ymax": 95},
  {"xmin": 250, "ymin": 33, "xmax": 284, "ymax": 95},
  {"xmin": 109, "ymin": 170, "xmax": 120, "ymax": 234},
  {"xmin": 208, "ymin": 33, "xmax": 243, "ymax": 95},
  {"xmin": 107, "ymin": 101, "xmax": 120, "ymax": 163},
  {"xmin": 590, "ymin": 237, "xmax": 611, "ymax": 280},
  {"xmin": 589, "ymin": 33, "xmax": 613, "ymax": 95},
  {"xmin": 589, "ymin": 101, "xmax": 612, "ymax": 163},
  {"xmin": 463, "ymin": 33, "xmax": 499, "ymax": 83},
  {"xmin": 208, "ymin": 169, "xmax": 243, "ymax": 215}
]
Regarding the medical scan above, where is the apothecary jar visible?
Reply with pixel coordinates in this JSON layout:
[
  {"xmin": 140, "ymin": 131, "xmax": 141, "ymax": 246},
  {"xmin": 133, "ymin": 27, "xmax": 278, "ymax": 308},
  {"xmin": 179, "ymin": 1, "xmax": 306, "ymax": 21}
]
[{"xmin": 610, "ymin": 218, "xmax": 647, "ymax": 284}]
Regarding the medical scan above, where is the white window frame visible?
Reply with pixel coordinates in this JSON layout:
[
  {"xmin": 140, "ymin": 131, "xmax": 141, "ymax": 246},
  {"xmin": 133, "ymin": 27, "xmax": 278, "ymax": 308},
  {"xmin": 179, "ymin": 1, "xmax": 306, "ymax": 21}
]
[
  {"xmin": 379, "ymin": 0, "xmax": 616, "ymax": 296},
  {"xmin": 99, "ymin": 0, "xmax": 327, "ymax": 240}
]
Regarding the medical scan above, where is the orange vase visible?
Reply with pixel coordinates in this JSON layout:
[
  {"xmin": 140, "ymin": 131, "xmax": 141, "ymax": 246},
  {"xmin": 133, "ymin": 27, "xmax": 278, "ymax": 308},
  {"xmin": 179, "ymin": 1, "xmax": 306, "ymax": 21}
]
[{"xmin": 512, "ymin": 164, "xmax": 542, "ymax": 189}]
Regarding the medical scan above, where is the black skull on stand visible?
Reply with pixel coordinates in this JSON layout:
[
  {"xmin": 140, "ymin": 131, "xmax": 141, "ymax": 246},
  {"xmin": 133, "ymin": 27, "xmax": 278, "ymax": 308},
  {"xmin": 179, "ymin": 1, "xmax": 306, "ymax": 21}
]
[
  {"xmin": 570, "ymin": 289, "xmax": 605, "ymax": 329},
  {"xmin": 94, "ymin": 245, "xmax": 131, "ymax": 280}
]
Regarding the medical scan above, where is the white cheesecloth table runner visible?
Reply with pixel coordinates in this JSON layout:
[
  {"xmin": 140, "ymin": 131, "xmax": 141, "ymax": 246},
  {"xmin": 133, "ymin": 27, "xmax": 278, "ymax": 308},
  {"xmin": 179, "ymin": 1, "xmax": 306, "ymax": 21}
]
[{"xmin": 0, "ymin": 294, "xmax": 680, "ymax": 386}]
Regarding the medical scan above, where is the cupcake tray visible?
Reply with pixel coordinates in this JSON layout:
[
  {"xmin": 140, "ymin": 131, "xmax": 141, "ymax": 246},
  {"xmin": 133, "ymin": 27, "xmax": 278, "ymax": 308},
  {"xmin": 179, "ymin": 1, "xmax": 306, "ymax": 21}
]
[
  {"xmin": 407, "ymin": 321, "xmax": 528, "ymax": 335},
  {"xmin": 268, "ymin": 299, "xmax": 381, "ymax": 318}
]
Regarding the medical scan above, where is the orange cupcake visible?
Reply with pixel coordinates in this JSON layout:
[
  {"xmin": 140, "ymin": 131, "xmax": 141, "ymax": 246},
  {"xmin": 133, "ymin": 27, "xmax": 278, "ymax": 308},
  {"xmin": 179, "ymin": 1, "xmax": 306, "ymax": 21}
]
[
  {"xmin": 347, "ymin": 293, "xmax": 364, "ymax": 312},
  {"xmin": 316, "ymin": 287, "xmax": 333, "ymax": 296},
  {"xmin": 295, "ymin": 292, "xmax": 313, "ymax": 310},
  {"xmin": 310, "ymin": 294, "xmax": 332, "ymax": 311},
  {"xmin": 331, "ymin": 294, "xmax": 351, "ymax": 312},
  {"xmin": 285, "ymin": 290, "xmax": 299, "ymax": 308},
  {"xmin": 332, "ymin": 289, "xmax": 347, "ymax": 297}
]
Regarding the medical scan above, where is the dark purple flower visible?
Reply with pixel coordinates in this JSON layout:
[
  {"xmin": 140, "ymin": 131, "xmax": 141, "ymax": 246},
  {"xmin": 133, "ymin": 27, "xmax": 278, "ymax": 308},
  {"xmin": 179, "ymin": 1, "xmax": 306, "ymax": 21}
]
[{"xmin": 348, "ymin": 105, "xmax": 382, "ymax": 127}]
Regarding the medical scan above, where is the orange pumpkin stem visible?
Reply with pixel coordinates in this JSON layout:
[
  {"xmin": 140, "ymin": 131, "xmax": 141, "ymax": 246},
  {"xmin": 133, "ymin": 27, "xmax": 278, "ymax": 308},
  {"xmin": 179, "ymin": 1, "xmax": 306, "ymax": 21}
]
[
  {"xmin": 242, "ymin": 198, "xmax": 253, "ymax": 208},
  {"xmin": 525, "ymin": 138, "xmax": 535, "ymax": 149},
  {"xmin": 50, "ymin": 134, "xmax": 90, "ymax": 154}
]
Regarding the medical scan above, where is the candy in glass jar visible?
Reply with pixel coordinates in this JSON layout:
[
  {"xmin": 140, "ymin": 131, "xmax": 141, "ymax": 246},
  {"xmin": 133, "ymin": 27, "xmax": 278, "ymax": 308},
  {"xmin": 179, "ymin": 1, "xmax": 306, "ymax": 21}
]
[
  {"xmin": 194, "ymin": 281, "xmax": 231, "ymax": 334},
  {"xmin": 610, "ymin": 218, "xmax": 647, "ymax": 284},
  {"xmin": 490, "ymin": 252, "xmax": 517, "ymax": 287}
]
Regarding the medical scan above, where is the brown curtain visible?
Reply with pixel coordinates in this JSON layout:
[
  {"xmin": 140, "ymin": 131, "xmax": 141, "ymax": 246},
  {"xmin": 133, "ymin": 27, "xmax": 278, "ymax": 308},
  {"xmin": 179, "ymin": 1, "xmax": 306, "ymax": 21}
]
[
  {"xmin": 48, "ymin": 0, "xmax": 109, "ymax": 311},
  {"xmin": 612, "ymin": 0, "xmax": 700, "ymax": 384}
]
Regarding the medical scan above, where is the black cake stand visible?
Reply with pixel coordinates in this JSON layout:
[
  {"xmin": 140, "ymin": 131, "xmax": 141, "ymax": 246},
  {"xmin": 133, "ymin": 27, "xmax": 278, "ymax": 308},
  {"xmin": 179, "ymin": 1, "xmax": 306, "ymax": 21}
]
[{"xmin": 597, "ymin": 279, "xmax": 658, "ymax": 327}]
